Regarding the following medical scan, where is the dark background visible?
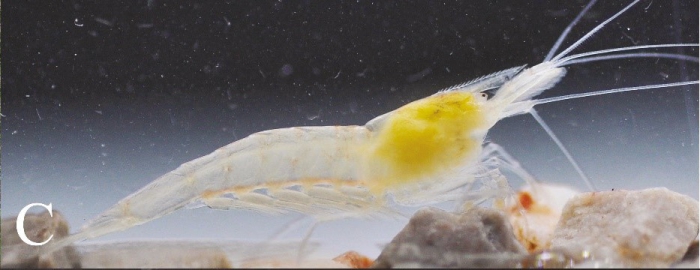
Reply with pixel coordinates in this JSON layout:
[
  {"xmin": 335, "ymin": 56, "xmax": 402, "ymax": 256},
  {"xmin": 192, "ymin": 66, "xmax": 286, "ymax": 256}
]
[
  {"xmin": 5, "ymin": 1, "xmax": 697, "ymax": 118},
  {"xmin": 2, "ymin": 0, "xmax": 698, "ymax": 258}
]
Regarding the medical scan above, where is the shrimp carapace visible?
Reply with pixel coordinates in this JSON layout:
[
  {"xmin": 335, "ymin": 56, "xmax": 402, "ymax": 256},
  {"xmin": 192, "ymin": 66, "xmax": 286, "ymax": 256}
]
[{"xmin": 365, "ymin": 91, "xmax": 488, "ymax": 194}]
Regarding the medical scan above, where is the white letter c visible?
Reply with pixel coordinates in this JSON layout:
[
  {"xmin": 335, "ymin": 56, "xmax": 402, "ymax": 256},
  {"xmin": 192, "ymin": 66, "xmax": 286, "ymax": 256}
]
[{"xmin": 17, "ymin": 203, "xmax": 54, "ymax": 246}]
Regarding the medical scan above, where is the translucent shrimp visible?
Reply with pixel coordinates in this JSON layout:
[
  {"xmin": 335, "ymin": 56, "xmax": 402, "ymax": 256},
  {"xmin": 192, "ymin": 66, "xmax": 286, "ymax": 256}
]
[{"xmin": 35, "ymin": 0, "xmax": 698, "ymax": 257}]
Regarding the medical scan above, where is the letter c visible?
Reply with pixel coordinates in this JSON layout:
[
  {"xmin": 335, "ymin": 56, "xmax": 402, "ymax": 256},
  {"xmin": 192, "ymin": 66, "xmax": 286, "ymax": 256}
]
[{"xmin": 17, "ymin": 203, "xmax": 54, "ymax": 246}]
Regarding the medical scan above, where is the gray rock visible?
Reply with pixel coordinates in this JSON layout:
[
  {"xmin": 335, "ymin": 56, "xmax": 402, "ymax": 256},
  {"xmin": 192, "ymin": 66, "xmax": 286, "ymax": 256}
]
[
  {"xmin": 373, "ymin": 206, "xmax": 526, "ymax": 268},
  {"xmin": 672, "ymin": 240, "xmax": 699, "ymax": 268},
  {"xmin": 550, "ymin": 187, "xmax": 699, "ymax": 268},
  {"xmin": 1, "ymin": 210, "xmax": 81, "ymax": 268}
]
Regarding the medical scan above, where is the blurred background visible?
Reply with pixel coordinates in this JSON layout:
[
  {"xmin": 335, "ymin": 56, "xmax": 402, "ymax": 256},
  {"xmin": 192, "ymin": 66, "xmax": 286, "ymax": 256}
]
[{"xmin": 2, "ymin": 0, "xmax": 698, "ymax": 259}]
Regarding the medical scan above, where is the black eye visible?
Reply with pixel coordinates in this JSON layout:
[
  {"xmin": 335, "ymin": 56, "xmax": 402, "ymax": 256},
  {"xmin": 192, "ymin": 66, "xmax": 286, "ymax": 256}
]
[{"xmin": 480, "ymin": 91, "xmax": 495, "ymax": 99}]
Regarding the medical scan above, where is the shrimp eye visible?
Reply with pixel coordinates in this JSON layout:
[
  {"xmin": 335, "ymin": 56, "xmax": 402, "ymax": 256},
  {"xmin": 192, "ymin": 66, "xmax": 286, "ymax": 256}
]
[{"xmin": 479, "ymin": 92, "xmax": 493, "ymax": 100}]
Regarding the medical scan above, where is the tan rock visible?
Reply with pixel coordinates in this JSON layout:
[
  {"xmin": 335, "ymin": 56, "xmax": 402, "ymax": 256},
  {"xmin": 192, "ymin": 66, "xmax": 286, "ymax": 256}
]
[
  {"xmin": 1, "ymin": 210, "xmax": 81, "ymax": 268},
  {"xmin": 550, "ymin": 187, "xmax": 699, "ymax": 267}
]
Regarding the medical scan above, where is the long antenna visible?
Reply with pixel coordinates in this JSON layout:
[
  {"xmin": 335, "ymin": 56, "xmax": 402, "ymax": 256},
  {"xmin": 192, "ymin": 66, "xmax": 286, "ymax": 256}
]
[
  {"xmin": 529, "ymin": 109, "xmax": 597, "ymax": 191},
  {"xmin": 535, "ymin": 81, "xmax": 699, "ymax": 106},
  {"xmin": 544, "ymin": 0, "xmax": 598, "ymax": 62},
  {"xmin": 551, "ymin": 0, "xmax": 640, "ymax": 62}
]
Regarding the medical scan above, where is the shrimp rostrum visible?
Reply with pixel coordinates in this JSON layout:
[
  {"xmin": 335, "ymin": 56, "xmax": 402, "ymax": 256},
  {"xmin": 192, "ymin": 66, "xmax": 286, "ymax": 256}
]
[{"xmin": 38, "ymin": 0, "xmax": 698, "ymax": 255}]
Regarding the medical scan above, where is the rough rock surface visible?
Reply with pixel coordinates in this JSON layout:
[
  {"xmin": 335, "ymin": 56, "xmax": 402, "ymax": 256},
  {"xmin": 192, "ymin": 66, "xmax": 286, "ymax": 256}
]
[
  {"xmin": 550, "ymin": 187, "xmax": 699, "ymax": 268},
  {"xmin": 1, "ymin": 210, "xmax": 81, "ymax": 268},
  {"xmin": 373, "ymin": 206, "xmax": 526, "ymax": 268}
]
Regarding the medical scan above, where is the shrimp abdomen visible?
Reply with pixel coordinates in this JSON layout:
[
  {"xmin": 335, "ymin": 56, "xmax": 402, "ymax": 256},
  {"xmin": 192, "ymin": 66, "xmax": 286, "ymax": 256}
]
[
  {"xmin": 194, "ymin": 125, "xmax": 373, "ymax": 194},
  {"xmin": 75, "ymin": 126, "xmax": 374, "ymax": 242}
]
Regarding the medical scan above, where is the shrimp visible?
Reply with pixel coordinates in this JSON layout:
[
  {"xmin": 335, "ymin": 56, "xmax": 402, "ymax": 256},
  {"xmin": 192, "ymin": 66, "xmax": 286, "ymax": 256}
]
[{"xmin": 32, "ymin": 0, "xmax": 698, "ymax": 258}]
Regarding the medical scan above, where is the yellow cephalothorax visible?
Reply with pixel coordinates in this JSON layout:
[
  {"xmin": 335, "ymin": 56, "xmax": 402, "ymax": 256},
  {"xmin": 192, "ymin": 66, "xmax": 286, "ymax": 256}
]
[{"xmin": 367, "ymin": 91, "xmax": 486, "ymax": 192}]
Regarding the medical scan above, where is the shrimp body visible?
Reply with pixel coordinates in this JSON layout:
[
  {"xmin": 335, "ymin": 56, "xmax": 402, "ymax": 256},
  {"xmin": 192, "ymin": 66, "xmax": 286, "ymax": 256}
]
[{"xmin": 46, "ymin": 88, "xmax": 496, "ymax": 251}]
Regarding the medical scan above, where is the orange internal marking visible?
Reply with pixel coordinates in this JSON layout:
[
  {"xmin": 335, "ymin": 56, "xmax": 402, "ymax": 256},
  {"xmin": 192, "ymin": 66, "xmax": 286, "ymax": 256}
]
[
  {"xmin": 519, "ymin": 191, "xmax": 534, "ymax": 210},
  {"xmin": 199, "ymin": 178, "xmax": 370, "ymax": 200}
]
